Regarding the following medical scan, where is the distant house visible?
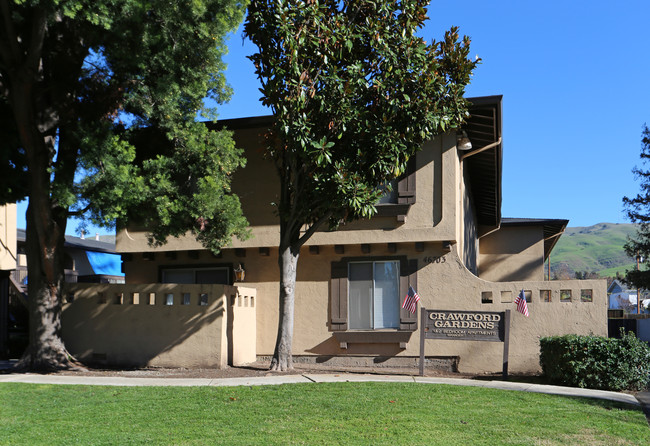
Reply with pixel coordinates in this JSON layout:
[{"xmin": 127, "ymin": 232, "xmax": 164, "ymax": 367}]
[
  {"xmin": 608, "ymin": 279, "xmax": 650, "ymax": 314},
  {"xmin": 15, "ymin": 229, "xmax": 124, "ymax": 285},
  {"xmin": 61, "ymin": 95, "xmax": 608, "ymax": 374}
]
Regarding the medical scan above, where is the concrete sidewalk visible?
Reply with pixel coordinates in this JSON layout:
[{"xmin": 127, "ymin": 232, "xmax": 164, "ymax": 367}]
[{"xmin": 0, "ymin": 370, "xmax": 643, "ymax": 410}]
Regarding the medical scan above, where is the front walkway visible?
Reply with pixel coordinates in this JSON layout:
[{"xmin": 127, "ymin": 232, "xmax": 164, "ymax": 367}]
[{"xmin": 0, "ymin": 369, "xmax": 641, "ymax": 406}]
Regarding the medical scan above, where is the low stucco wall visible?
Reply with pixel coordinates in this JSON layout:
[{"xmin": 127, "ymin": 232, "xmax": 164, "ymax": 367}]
[
  {"xmin": 229, "ymin": 287, "xmax": 257, "ymax": 366},
  {"xmin": 62, "ymin": 283, "xmax": 256, "ymax": 368}
]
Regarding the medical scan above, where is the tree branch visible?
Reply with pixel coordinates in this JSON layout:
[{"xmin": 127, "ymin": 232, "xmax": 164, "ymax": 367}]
[
  {"xmin": 67, "ymin": 202, "xmax": 92, "ymax": 218},
  {"xmin": 25, "ymin": 6, "xmax": 47, "ymax": 75},
  {"xmin": 296, "ymin": 209, "xmax": 332, "ymax": 248},
  {"xmin": 0, "ymin": 0, "xmax": 21, "ymax": 65}
]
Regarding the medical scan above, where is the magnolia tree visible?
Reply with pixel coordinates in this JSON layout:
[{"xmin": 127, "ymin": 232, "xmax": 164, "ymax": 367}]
[
  {"xmin": 0, "ymin": 0, "xmax": 249, "ymax": 371},
  {"xmin": 244, "ymin": 0, "xmax": 479, "ymax": 370}
]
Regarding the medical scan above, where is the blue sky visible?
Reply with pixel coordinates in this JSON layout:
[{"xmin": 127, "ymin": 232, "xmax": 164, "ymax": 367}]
[{"xmin": 17, "ymin": 0, "xmax": 650, "ymax": 234}]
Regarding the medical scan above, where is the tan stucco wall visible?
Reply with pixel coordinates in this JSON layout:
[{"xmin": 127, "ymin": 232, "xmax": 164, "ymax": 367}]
[
  {"xmin": 116, "ymin": 131, "xmax": 462, "ymax": 252},
  {"xmin": 0, "ymin": 204, "xmax": 16, "ymax": 271},
  {"xmin": 478, "ymin": 226, "xmax": 545, "ymax": 282},
  {"xmin": 62, "ymin": 283, "xmax": 256, "ymax": 368},
  {"xmin": 121, "ymin": 243, "xmax": 606, "ymax": 374},
  {"xmin": 230, "ymin": 286, "xmax": 257, "ymax": 366}
]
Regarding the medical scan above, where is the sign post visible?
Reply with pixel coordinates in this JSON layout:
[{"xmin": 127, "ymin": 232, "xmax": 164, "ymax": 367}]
[{"xmin": 419, "ymin": 308, "xmax": 511, "ymax": 379}]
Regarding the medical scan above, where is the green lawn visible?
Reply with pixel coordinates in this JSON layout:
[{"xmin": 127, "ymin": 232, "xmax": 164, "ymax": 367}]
[{"xmin": 1, "ymin": 382, "xmax": 648, "ymax": 445}]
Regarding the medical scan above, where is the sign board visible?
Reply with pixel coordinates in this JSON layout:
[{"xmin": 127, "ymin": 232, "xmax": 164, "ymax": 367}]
[
  {"xmin": 423, "ymin": 310, "xmax": 505, "ymax": 342},
  {"xmin": 419, "ymin": 308, "xmax": 511, "ymax": 378}
]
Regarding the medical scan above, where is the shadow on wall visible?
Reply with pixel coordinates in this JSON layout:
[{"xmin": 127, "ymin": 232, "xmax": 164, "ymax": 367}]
[
  {"xmin": 479, "ymin": 256, "xmax": 542, "ymax": 282},
  {"xmin": 62, "ymin": 284, "xmax": 236, "ymax": 368},
  {"xmin": 306, "ymin": 336, "xmax": 405, "ymax": 357}
]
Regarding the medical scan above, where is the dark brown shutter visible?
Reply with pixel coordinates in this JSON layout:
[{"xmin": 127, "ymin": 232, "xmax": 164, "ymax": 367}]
[
  {"xmin": 330, "ymin": 261, "xmax": 348, "ymax": 331},
  {"xmin": 399, "ymin": 259, "xmax": 418, "ymax": 331},
  {"xmin": 397, "ymin": 158, "xmax": 416, "ymax": 204}
]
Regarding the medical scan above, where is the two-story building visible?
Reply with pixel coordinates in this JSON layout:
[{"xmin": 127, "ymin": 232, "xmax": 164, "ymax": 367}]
[{"xmin": 62, "ymin": 96, "xmax": 607, "ymax": 374}]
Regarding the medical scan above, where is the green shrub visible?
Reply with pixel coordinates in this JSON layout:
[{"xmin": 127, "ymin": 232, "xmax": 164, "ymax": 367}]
[{"xmin": 539, "ymin": 331, "xmax": 650, "ymax": 391}]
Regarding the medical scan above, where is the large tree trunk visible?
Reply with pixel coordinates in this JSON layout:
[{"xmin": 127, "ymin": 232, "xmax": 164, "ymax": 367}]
[
  {"xmin": 6, "ymin": 15, "xmax": 82, "ymax": 370},
  {"xmin": 269, "ymin": 243, "xmax": 299, "ymax": 371},
  {"xmin": 16, "ymin": 202, "xmax": 80, "ymax": 371}
]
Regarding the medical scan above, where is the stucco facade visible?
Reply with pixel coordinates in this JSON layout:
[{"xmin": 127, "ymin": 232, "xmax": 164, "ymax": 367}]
[
  {"xmin": 95, "ymin": 95, "xmax": 607, "ymax": 374},
  {"xmin": 0, "ymin": 204, "xmax": 16, "ymax": 271}
]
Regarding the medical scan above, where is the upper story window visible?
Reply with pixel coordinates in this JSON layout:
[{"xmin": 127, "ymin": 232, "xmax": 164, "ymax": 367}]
[
  {"xmin": 161, "ymin": 267, "xmax": 229, "ymax": 284},
  {"xmin": 349, "ymin": 261, "xmax": 400, "ymax": 329},
  {"xmin": 377, "ymin": 180, "xmax": 399, "ymax": 204},
  {"xmin": 374, "ymin": 158, "xmax": 416, "ymax": 220}
]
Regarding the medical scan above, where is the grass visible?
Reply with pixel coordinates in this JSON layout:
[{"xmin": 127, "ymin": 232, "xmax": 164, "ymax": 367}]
[{"xmin": 1, "ymin": 382, "xmax": 648, "ymax": 445}]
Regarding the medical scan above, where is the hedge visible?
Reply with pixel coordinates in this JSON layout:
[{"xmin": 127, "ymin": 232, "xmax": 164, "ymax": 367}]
[{"xmin": 539, "ymin": 331, "xmax": 650, "ymax": 391}]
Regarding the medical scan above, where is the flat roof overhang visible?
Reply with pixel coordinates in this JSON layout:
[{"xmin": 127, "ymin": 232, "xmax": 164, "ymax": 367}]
[{"xmin": 501, "ymin": 217, "xmax": 569, "ymax": 261}]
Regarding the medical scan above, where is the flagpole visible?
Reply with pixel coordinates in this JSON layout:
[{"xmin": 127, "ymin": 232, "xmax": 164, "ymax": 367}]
[
  {"xmin": 502, "ymin": 309, "xmax": 511, "ymax": 380},
  {"xmin": 419, "ymin": 307, "xmax": 426, "ymax": 376}
]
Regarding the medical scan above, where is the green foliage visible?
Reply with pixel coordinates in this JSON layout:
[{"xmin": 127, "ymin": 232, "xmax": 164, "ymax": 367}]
[
  {"xmin": 623, "ymin": 125, "xmax": 650, "ymax": 288},
  {"xmin": 140, "ymin": 125, "xmax": 250, "ymax": 251},
  {"xmin": 540, "ymin": 332, "xmax": 650, "ymax": 391},
  {"xmin": 2, "ymin": 382, "xmax": 649, "ymax": 445},
  {"xmin": 0, "ymin": 0, "xmax": 249, "ymax": 247},
  {"xmin": 244, "ymin": 0, "xmax": 479, "ymax": 242}
]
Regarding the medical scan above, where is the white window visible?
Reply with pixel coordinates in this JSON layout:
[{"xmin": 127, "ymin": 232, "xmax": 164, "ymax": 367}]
[
  {"xmin": 348, "ymin": 261, "xmax": 400, "ymax": 329},
  {"xmin": 161, "ymin": 267, "xmax": 229, "ymax": 284}
]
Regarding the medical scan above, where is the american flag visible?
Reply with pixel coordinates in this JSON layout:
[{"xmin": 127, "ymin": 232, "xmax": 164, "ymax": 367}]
[
  {"xmin": 515, "ymin": 289, "xmax": 529, "ymax": 317},
  {"xmin": 402, "ymin": 286, "xmax": 420, "ymax": 314}
]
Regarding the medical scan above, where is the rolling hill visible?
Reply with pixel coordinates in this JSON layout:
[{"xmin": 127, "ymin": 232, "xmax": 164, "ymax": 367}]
[{"xmin": 549, "ymin": 223, "xmax": 637, "ymax": 278}]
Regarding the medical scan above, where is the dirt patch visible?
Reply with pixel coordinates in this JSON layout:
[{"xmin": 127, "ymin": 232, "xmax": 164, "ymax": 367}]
[
  {"xmin": 1, "ymin": 359, "xmax": 540, "ymax": 382},
  {"xmin": 30, "ymin": 362, "xmax": 486, "ymax": 380}
]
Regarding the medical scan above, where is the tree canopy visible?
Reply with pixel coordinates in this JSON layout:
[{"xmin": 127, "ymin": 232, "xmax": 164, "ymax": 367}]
[
  {"xmin": 0, "ymin": 0, "xmax": 248, "ymax": 370},
  {"xmin": 244, "ymin": 0, "xmax": 479, "ymax": 370},
  {"xmin": 623, "ymin": 125, "xmax": 650, "ymax": 290}
]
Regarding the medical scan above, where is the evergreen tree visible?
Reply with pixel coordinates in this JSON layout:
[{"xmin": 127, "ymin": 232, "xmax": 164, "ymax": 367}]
[
  {"xmin": 623, "ymin": 125, "xmax": 650, "ymax": 289},
  {"xmin": 0, "ymin": 0, "xmax": 248, "ymax": 370}
]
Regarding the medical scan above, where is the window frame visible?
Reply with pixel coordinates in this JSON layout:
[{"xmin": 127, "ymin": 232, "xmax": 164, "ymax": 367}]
[
  {"xmin": 347, "ymin": 259, "xmax": 401, "ymax": 330},
  {"xmin": 374, "ymin": 157, "xmax": 416, "ymax": 219},
  {"xmin": 330, "ymin": 256, "xmax": 418, "ymax": 333}
]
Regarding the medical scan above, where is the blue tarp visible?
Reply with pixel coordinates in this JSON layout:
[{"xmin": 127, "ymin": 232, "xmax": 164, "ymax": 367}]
[{"xmin": 85, "ymin": 251, "xmax": 124, "ymax": 276}]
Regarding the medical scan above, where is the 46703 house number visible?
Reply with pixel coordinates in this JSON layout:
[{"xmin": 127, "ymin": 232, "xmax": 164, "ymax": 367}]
[{"xmin": 423, "ymin": 255, "xmax": 446, "ymax": 264}]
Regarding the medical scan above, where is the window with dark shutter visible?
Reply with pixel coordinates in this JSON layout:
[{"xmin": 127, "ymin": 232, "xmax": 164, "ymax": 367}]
[
  {"xmin": 397, "ymin": 158, "xmax": 416, "ymax": 205},
  {"xmin": 330, "ymin": 261, "xmax": 348, "ymax": 331},
  {"xmin": 375, "ymin": 158, "xmax": 416, "ymax": 219},
  {"xmin": 329, "ymin": 257, "xmax": 418, "ymax": 332}
]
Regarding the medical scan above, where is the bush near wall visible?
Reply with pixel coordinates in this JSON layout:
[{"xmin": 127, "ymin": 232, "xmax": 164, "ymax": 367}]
[{"xmin": 539, "ymin": 332, "xmax": 650, "ymax": 391}]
